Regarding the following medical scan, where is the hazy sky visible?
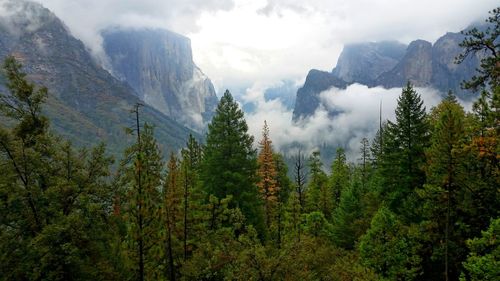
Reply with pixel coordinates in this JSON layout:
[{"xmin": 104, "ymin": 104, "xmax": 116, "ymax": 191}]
[
  {"xmin": 31, "ymin": 0, "xmax": 498, "ymax": 157},
  {"xmin": 37, "ymin": 0, "xmax": 498, "ymax": 93}
]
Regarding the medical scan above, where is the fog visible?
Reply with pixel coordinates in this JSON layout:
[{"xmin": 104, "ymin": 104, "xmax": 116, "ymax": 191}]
[{"xmin": 246, "ymin": 84, "xmax": 473, "ymax": 162}]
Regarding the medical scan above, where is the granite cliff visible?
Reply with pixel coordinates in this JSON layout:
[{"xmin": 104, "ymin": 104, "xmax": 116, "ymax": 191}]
[
  {"xmin": 102, "ymin": 28, "xmax": 218, "ymax": 130},
  {"xmin": 0, "ymin": 0, "xmax": 197, "ymax": 156},
  {"xmin": 292, "ymin": 31, "xmax": 482, "ymax": 121}
]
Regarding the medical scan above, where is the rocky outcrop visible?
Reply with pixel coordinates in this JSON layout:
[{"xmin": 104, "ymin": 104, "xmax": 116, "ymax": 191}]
[
  {"xmin": 376, "ymin": 39, "xmax": 434, "ymax": 88},
  {"xmin": 293, "ymin": 29, "xmax": 483, "ymax": 120},
  {"xmin": 0, "ymin": 0, "xmax": 196, "ymax": 156},
  {"xmin": 102, "ymin": 28, "xmax": 218, "ymax": 130},
  {"xmin": 292, "ymin": 69, "xmax": 348, "ymax": 121},
  {"xmin": 332, "ymin": 41, "xmax": 407, "ymax": 85},
  {"xmin": 431, "ymin": 32, "xmax": 481, "ymax": 95}
]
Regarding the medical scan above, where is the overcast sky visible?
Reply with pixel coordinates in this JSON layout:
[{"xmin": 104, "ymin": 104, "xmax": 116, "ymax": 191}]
[
  {"xmin": 32, "ymin": 0, "xmax": 498, "ymax": 158},
  {"xmin": 37, "ymin": 0, "xmax": 498, "ymax": 94}
]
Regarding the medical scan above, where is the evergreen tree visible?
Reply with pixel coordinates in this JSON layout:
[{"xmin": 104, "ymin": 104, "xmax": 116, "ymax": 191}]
[
  {"xmin": 359, "ymin": 137, "xmax": 371, "ymax": 187},
  {"xmin": 0, "ymin": 56, "xmax": 118, "ymax": 280},
  {"xmin": 306, "ymin": 151, "xmax": 331, "ymax": 218},
  {"xmin": 456, "ymin": 7, "xmax": 499, "ymax": 91},
  {"xmin": 179, "ymin": 134, "xmax": 203, "ymax": 260},
  {"xmin": 359, "ymin": 207, "xmax": 422, "ymax": 280},
  {"xmin": 419, "ymin": 92, "xmax": 468, "ymax": 280},
  {"xmin": 273, "ymin": 153, "xmax": 292, "ymax": 247},
  {"xmin": 331, "ymin": 170, "xmax": 366, "ymax": 250},
  {"xmin": 163, "ymin": 153, "xmax": 183, "ymax": 281},
  {"xmin": 200, "ymin": 90, "xmax": 264, "ymax": 233},
  {"xmin": 460, "ymin": 218, "xmax": 500, "ymax": 281},
  {"xmin": 380, "ymin": 82, "xmax": 429, "ymax": 219},
  {"xmin": 329, "ymin": 147, "xmax": 350, "ymax": 206},
  {"xmin": 118, "ymin": 118, "xmax": 163, "ymax": 281}
]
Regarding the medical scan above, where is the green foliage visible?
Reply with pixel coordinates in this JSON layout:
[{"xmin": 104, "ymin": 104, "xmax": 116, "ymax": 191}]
[
  {"xmin": 329, "ymin": 147, "xmax": 350, "ymax": 206},
  {"xmin": 418, "ymin": 92, "xmax": 469, "ymax": 279},
  {"xmin": 201, "ymin": 90, "xmax": 264, "ymax": 233},
  {"xmin": 456, "ymin": 7, "xmax": 499, "ymax": 91},
  {"xmin": 460, "ymin": 218, "xmax": 500, "ymax": 281},
  {"xmin": 331, "ymin": 170, "xmax": 371, "ymax": 250},
  {"xmin": 0, "ymin": 56, "xmax": 118, "ymax": 280},
  {"xmin": 306, "ymin": 151, "xmax": 331, "ymax": 218},
  {"xmin": 380, "ymin": 82, "xmax": 429, "ymax": 219},
  {"xmin": 117, "ymin": 122, "xmax": 164, "ymax": 280},
  {"xmin": 359, "ymin": 207, "xmax": 422, "ymax": 280}
]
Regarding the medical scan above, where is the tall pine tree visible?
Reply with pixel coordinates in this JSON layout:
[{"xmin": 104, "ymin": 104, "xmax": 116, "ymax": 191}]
[
  {"xmin": 380, "ymin": 82, "xmax": 429, "ymax": 219},
  {"xmin": 200, "ymin": 90, "xmax": 264, "ymax": 234}
]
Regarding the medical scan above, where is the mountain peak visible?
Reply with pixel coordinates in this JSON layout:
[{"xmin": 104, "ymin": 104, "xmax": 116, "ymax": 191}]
[{"xmin": 102, "ymin": 27, "xmax": 218, "ymax": 131}]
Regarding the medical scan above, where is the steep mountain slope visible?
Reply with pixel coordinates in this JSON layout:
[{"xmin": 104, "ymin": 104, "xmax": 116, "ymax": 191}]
[
  {"xmin": 102, "ymin": 28, "xmax": 218, "ymax": 131},
  {"xmin": 332, "ymin": 41, "xmax": 407, "ymax": 85},
  {"xmin": 293, "ymin": 29, "xmax": 482, "ymax": 120},
  {"xmin": 376, "ymin": 39, "xmax": 434, "ymax": 88},
  {"xmin": 0, "ymin": 0, "xmax": 196, "ymax": 156},
  {"xmin": 292, "ymin": 69, "xmax": 348, "ymax": 121}
]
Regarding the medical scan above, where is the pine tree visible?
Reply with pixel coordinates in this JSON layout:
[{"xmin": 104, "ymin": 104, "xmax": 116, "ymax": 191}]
[
  {"xmin": 331, "ymin": 169, "xmax": 366, "ymax": 250},
  {"xmin": 359, "ymin": 137, "xmax": 371, "ymax": 187},
  {"xmin": 329, "ymin": 148, "xmax": 350, "ymax": 206},
  {"xmin": 257, "ymin": 121, "xmax": 278, "ymax": 230},
  {"xmin": 419, "ymin": 92, "xmax": 467, "ymax": 280},
  {"xmin": 179, "ymin": 134, "xmax": 203, "ymax": 260},
  {"xmin": 380, "ymin": 82, "xmax": 429, "ymax": 219},
  {"xmin": 200, "ymin": 90, "xmax": 264, "ymax": 233},
  {"xmin": 118, "ymin": 116, "xmax": 163, "ymax": 281},
  {"xmin": 273, "ymin": 153, "xmax": 292, "ymax": 247},
  {"xmin": 359, "ymin": 207, "xmax": 422, "ymax": 280},
  {"xmin": 306, "ymin": 151, "xmax": 331, "ymax": 218},
  {"xmin": 456, "ymin": 7, "xmax": 499, "ymax": 91},
  {"xmin": 0, "ymin": 56, "xmax": 119, "ymax": 280},
  {"xmin": 163, "ymin": 153, "xmax": 182, "ymax": 281}
]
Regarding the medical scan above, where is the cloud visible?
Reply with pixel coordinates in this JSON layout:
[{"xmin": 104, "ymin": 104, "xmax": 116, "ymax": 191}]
[
  {"xmin": 35, "ymin": 0, "xmax": 234, "ymax": 59},
  {"xmin": 189, "ymin": 0, "xmax": 498, "ymax": 95},
  {"xmin": 27, "ymin": 0, "xmax": 498, "ymax": 95},
  {"xmin": 245, "ymin": 84, "xmax": 469, "ymax": 162}
]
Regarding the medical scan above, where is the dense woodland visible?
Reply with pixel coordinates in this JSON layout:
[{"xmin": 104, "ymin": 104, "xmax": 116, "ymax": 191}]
[{"xmin": 0, "ymin": 8, "xmax": 499, "ymax": 281}]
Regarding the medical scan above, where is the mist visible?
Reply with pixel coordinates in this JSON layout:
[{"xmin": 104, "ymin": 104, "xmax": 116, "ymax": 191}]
[{"xmin": 245, "ymin": 83, "xmax": 474, "ymax": 162}]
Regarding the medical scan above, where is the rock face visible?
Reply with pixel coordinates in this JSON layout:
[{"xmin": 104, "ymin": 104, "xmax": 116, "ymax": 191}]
[
  {"xmin": 376, "ymin": 39, "xmax": 434, "ymax": 88},
  {"xmin": 102, "ymin": 28, "xmax": 218, "ymax": 130},
  {"xmin": 431, "ymin": 32, "xmax": 481, "ymax": 95},
  {"xmin": 292, "ymin": 30, "xmax": 483, "ymax": 120},
  {"xmin": 332, "ymin": 41, "xmax": 407, "ymax": 85},
  {"xmin": 0, "ymin": 0, "xmax": 196, "ymax": 156},
  {"xmin": 292, "ymin": 69, "xmax": 348, "ymax": 121}
]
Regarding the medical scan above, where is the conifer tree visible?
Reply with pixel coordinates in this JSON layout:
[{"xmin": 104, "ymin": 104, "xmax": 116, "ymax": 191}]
[
  {"xmin": 293, "ymin": 149, "xmax": 307, "ymax": 211},
  {"xmin": 380, "ymin": 82, "xmax": 429, "ymax": 218},
  {"xmin": 118, "ymin": 116, "xmax": 163, "ymax": 281},
  {"xmin": 163, "ymin": 153, "xmax": 182, "ymax": 281},
  {"xmin": 419, "ymin": 92, "xmax": 467, "ymax": 280},
  {"xmin": 0, "ymin": 56, "xmax": 118, "ymax": 280},
  {"xmin": 179, "ymin": 134, "xmax": 203, "ymax": 260},
  {"xmin": 200, "ymin": 90, "xmax": 264, "ymax": 233},
  {"xmin": 329, "ymin": 148, "xmax": 350, "ymax": 206},
  {"xmin": 257, "ymin": 121, "xmax": 278, "ymax": 230},
  {"xmin": 306, "ymin": 151, "xmax": 331, "ymax": 218},
  {"xmin": 273, "ymin": 153, "xmax": 292, "ymax": 247}
]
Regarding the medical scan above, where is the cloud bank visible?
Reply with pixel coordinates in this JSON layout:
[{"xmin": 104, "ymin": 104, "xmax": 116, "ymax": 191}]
[
  {"xmin": 34, "ymin": 0, "xmax": 498, "ymax": 94},
  {"xmin": 245, "ymin": 84, "xmax": 470, "ymax": 162}
]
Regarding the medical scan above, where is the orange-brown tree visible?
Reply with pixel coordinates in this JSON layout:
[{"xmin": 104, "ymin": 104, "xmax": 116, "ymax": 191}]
[{"xmin": 257, "ymin": 121, "xmax": 278, "ymax": 230}]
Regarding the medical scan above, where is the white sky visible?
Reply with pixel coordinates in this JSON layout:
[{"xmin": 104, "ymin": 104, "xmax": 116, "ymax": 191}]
[
  {"xmin": 36, "ymin": 0, "xmax": 498, "ymax": 94},
  {"xmin": 29, "ymin": 0, "xmax": 498, "ymax": 156}
]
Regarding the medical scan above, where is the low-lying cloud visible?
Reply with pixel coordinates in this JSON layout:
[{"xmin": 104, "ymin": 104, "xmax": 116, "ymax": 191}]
[{"xmin": 245, "ymin": 84, "xmax": 472, "ymax": 162}]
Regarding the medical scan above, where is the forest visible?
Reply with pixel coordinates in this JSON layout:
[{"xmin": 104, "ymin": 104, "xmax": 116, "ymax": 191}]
[{"xmin": 0, "ymin": 8, "xmax": 498, "ymax": 281}]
